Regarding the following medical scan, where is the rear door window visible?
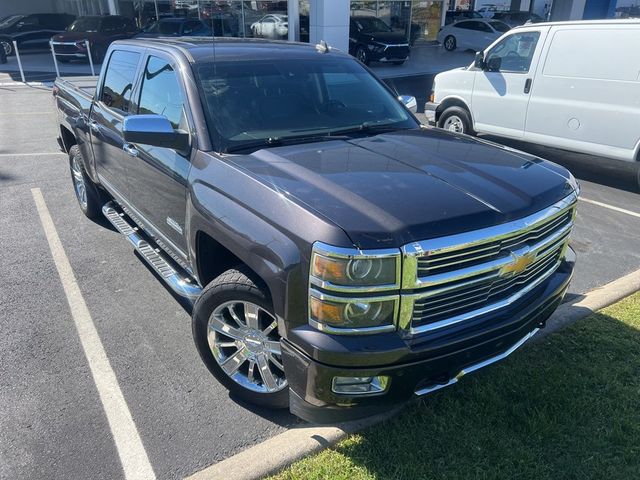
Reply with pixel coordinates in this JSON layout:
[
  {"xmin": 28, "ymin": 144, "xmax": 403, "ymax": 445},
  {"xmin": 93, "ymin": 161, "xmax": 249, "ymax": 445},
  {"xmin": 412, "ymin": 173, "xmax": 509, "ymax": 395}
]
[{"xmin": 100, "ymin": 50, "xmax": 141, "ymax": 114}]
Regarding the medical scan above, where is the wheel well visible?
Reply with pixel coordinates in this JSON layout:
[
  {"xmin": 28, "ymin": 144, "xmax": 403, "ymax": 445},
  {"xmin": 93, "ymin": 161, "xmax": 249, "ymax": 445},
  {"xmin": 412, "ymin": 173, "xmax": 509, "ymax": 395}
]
[
  {"xmin": 59, "ymin": 125, "xmax": 76, "ymax": 153},
  {"xmin": 195, "ymin": 231, "xmax": 269, "ymax": 300},
  {"xmin": 436, "ymin": 98, "xmax": 472, "ymax": 124}
]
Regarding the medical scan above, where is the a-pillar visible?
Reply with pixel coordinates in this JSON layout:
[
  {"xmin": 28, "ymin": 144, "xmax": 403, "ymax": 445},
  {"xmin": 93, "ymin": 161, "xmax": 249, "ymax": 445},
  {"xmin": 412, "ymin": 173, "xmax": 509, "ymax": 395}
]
[{"xmin": 309, "ymin": 0, "xmax": 350, "ymax": 52}]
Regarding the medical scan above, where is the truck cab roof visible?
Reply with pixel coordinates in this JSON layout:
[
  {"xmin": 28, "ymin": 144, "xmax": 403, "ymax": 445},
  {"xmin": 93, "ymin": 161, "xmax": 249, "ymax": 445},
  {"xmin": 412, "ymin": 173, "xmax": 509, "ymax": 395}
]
[{"xmin": 109, "ymin": 37, "xmax": 350, "ymax": 63}]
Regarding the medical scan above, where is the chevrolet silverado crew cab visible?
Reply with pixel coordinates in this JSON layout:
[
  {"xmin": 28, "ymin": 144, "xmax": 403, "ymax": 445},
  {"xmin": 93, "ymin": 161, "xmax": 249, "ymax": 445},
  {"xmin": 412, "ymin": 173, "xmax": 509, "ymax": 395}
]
[{"xmin": 54, "ymin": 38, "xmax": 578, "ymax": 423}]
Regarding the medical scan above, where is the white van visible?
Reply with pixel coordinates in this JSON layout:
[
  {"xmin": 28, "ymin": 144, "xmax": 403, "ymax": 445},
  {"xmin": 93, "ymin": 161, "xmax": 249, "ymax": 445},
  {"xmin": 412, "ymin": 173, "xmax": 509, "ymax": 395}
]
[{"xmin": 425, "ymin": 20, "xmax": 640, "ymax": 168}]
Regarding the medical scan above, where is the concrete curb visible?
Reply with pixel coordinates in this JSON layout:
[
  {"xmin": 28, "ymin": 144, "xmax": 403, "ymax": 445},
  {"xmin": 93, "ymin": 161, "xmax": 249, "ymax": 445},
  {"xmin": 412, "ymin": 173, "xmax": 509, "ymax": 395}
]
[{"xmin": 185, "ymin": 268, "xmax": 640, "ymax": 480}]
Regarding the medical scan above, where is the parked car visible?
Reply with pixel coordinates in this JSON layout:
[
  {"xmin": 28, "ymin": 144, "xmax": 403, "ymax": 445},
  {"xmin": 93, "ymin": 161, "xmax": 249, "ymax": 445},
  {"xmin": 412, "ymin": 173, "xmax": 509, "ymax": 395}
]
[
  {"xmin": 492, "ymin": 11, "xmax": 544, "ymax": 27},
  {"xmin": 437, "ymin": 19, "xmax": 510, "ymax": 51},
  {"xmin": 53, "ymin": 37, "xmax": 578, "ymax": 423},
  {"xmin": 349, "ymin": 16, "xmax": 410, "ymax": 65},
  {"xmin": 250, "ymin": 14, "xmax": 288, "ymax": 39},
  {"xmin": 477, "ymin": 5, "xmax": 500, "ymax": 17},
  {"xmin": 0, "ymin": 13, "xmax": 75, "ymax": 56},
  {"xmin": 445, "ymin": 10, "xmax": 482, "ymax": 25},
  {"xmin": 135, "ymin": 18, "xmax": 211, "ymax": 38},
  {"xmin": 425, "ymin": 19, "xmax": 640, "ymax": 188},
  {"xmin": 51, "ymin": 15, "xmax": 139, "ymax": 63}
]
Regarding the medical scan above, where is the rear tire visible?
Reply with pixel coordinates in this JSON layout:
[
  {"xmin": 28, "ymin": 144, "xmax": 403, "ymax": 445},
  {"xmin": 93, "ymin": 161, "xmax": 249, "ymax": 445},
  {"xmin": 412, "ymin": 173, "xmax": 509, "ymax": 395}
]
[
  {"xmin": 443, "ymin": 35, "xmax": 456, "ymax": 51},
  {"xmin": 69, "ymin": 145, "xmax": 104, "ymax": 219},
  {"xmin": 0, "ymin": 38, "xmax": 14, "ymax": 56},
  {"xmin": 437, "ymin": 106, "xmax": 474, "ymax": 135},
  {"xmin": 192, "ymin": 267, "xmax": 289, "ymax": 409}
]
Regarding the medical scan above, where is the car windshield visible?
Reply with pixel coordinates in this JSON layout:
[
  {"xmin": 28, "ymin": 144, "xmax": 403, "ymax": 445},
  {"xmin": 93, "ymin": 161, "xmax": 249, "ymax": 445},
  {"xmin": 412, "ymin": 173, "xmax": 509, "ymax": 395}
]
[
  {"xmin": 68, "ymin": 17, "xmax": 101, "ymax": 32},
  {"xmin": 144, "ymin": 20, "xmax": 182, "ymax": 34},
  {"xmin": 490, "ymin": 21, "xmax": 510, "ymax": 32},
  {"xmin": 0, "ymin": 15, "xmax": 23, "ymax": 29},
  {"xmin": 355, "ymin": 17, "xmax": 392, "ymax": 32},
  {"xmin": 195, "ymin": 56, "xmax": 418, "ymax": 153}
]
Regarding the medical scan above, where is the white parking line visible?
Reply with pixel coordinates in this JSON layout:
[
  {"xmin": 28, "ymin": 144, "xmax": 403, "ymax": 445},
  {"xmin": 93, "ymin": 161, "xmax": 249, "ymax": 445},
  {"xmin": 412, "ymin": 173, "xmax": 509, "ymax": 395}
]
[
  {"xmin": 580, "ymin": 197, "xmax": 640, "ymax": 219},
  {"xmin": 0, "ymin": 152, "xmax": 66, "ymax": 157},
  {"xmin": 31, "ymin": 188, "xmax": 156, "ymax": 480}
]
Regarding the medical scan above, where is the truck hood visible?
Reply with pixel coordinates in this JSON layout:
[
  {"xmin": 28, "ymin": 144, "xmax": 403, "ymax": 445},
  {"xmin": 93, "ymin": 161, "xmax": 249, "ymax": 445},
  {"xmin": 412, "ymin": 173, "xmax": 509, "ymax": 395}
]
[
  {"xmin": 228, "ymin": 128, "xmax": 576, "ymax": 248},
  {"xmin": 51, "ymin": 31, "xmax": 100, "ymax": 42}
]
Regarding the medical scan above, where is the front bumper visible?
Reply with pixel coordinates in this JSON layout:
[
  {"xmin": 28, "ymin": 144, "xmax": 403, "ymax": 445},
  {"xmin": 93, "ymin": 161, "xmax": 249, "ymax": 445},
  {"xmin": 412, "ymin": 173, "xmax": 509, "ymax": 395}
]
[
  {"xmin": 283, "ymin": 249, "xmax": 575, "ymax": 423},
  {"xmin": 51, "ymin": 41, "xmax": 88, "ymax": 58},
  {"xmin": 424, "ymin": 101, "xmax": 439, "ymax": 125}
]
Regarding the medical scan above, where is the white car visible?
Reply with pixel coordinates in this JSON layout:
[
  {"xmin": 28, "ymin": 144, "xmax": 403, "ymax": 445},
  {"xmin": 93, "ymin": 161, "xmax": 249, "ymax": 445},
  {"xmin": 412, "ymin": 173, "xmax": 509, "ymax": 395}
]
[
  {"xmin": 437, "ymin": 19, "xmax": 510, "ymax": 51},
  {"xmin": 251, "ymin": 14, "xmax": 288, "ymax": 39},
  {"xmin": 425, "ymin": 19, "xmax": 640, "ymax": 185}
]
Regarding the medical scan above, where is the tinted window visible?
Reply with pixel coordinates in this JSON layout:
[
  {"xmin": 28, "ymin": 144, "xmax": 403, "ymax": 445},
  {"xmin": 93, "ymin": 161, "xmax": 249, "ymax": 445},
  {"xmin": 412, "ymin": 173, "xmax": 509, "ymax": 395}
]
[
  {"xmin": 138, "ymin": 56, "xmax": 185, "ymax": 129},
  {"xmin": 486, "ymin": 32, "xmax": 540, "ymax": 72},
  {"xmin": 455, "ymin": 21, "xmax": 475, "ymax": 30},
  {"xmin": 103, "ymin": 17, "xmax": 125, "ymax": 32},
  {"xmin": 20, "ymin": 15, "xmax": 39, "ymax": 26},
  {"xmin": 476, "ymin": 21, "xmax": 493, "ymax": 32},
  {"xmin": 183, "ymin": 20, "xmax": 203, "ymax": 34},
  {"xmin": 68, "ymin": 17, "xmax": 101, "ymax": 32},
  {"xmin": 195, "ymin": 57, "xmax": 417, "ymax": 152},
  {"xmin": 490, "ymin": 21, "xmax": 510, "ymax": 32},
  {"xmin": 146, "ymin": 20, "xmax": 181, "ymax": 34},
  {"xmin": 101, "ymin": 50, "xmax": 140, "ymax": 113}
]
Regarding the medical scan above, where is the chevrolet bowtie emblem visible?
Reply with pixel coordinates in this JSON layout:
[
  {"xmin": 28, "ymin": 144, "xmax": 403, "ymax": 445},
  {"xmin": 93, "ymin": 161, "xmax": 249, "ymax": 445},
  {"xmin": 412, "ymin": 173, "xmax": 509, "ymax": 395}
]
[{"xmin": 501, "ymin": 249, "xmax": 536, "ymax": 276}]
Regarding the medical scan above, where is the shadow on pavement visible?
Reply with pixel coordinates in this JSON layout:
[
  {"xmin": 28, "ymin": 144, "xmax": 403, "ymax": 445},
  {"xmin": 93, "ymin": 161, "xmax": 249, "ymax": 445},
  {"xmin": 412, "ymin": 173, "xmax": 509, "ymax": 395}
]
[{"xmin": 482, "ymin": 135, "xmax": 640, "ymax": 194}]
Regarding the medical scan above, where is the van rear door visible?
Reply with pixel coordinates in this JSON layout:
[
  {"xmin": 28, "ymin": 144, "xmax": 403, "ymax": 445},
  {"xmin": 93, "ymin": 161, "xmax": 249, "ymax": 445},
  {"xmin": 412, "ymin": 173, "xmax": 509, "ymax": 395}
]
[{"xmin": 471, "ymin": 28, "xmax": 546, "ymax": 138}]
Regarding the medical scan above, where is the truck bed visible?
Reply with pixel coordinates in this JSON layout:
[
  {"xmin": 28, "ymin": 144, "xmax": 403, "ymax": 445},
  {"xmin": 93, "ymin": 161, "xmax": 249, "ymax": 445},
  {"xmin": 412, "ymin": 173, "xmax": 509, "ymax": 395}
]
[{"xmin": 55, "ymin": 75, "xmax": 98, "ymax": 100}]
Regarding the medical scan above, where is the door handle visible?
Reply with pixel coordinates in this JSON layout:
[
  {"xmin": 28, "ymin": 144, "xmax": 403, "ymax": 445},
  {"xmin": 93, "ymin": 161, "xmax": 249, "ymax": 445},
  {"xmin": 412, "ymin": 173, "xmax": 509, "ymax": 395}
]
[
  {"xmin": 524, "ymin": 78, "xmax": 532, "ymax": 94},
  {"xmin": 123, "ymin": 143, "xmax": 139, "ymax": 157},
  {"xmin": 89, "ymin": 120, "xmax": 100, "ymax": 133}
]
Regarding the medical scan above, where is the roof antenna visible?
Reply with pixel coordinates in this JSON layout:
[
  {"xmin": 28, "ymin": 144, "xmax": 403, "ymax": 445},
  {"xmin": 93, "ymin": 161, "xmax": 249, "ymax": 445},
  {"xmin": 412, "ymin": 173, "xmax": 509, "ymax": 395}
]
[{"xmin": 315, "ymin": 40, "xmax": 331, "ymax": 53}]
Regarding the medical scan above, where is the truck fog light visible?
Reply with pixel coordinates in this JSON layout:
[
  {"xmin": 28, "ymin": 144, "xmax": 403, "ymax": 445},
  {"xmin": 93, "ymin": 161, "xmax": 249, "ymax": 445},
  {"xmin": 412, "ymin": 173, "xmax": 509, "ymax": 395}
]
[{"xmin": 332, "ymin": 375, "xmax": 390, "ymax": 395}]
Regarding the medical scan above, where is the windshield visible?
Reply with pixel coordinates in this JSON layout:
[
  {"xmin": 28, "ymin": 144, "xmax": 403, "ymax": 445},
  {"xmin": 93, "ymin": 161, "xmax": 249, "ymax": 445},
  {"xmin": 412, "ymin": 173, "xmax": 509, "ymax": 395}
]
[
  {"xmin": 144, "ymin": 20, "xmax": 182, "ymax": 34},
  {"xmin": 68, "ymin": 17, "xmax": 101, "ymax": 32},
  {"xmin": 0, "ymin": 15, "xmax": 23, "ymax": 29},
  {"xmin": 195, "ymin": 57, "xmax": 418, "ymax": 153},
  {"xmin": 490, "ymin": 21, "xmax": 510, "ymax": 32},
  {"xmin": 354, "ymin": 17, "xmax": 391, "ymax": 32}
]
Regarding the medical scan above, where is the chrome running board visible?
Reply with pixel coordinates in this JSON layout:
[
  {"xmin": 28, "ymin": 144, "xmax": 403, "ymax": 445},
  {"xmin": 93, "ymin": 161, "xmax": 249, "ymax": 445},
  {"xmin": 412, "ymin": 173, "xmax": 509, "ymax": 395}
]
[
  {"xmin": 102, "ymin": 202, "xmax": 202, "ymax": 301},
  {"xmin": 415, "ymin": 328, "xmax": 539, "ymax": 396}
]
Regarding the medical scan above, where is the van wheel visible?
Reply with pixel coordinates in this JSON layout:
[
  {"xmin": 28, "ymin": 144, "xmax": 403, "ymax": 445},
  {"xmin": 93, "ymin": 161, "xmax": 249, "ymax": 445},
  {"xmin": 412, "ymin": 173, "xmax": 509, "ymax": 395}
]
[
  {"xmin": 636, "ymin": 163, "xmax": 640, "ymax": 192},
  {"xmin": 192, "ymin": 267, "xmax": 289, "ymax": 409},
  {"xmin": 438, "ymin": 106, "xmax": 474, "ymax": 135},
  {"xmin": 443, "ymin": 35, "xmax": 456, "ymax": 51},
  {"xmin": 69, "ymin": 145, "xmax": 104, "ymax": 219}
]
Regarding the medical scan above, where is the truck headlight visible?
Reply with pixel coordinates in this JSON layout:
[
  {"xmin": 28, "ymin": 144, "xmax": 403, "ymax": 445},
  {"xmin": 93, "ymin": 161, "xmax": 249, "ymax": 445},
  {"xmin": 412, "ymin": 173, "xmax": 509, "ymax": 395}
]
[
  {"xmin": 310, "ymin": 242, "xmax": 400, "ymax": 291},
  {"xmin": 308, "ymin": 242, "xmax": 401, "ymax": 334}
]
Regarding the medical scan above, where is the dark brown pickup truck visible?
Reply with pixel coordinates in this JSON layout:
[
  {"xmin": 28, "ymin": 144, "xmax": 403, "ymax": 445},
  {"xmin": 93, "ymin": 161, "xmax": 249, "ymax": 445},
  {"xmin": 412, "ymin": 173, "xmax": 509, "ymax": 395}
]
[{"xmin": 54, "ymin": 37, "xmax": 578, "ymax": 423}]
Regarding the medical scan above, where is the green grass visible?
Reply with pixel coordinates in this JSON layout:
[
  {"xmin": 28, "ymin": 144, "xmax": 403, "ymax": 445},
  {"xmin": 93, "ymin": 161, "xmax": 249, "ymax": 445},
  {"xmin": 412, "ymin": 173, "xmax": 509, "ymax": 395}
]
[{"xmin": 271, "ymin": 293, "xmax": 640, "ymax": 480}]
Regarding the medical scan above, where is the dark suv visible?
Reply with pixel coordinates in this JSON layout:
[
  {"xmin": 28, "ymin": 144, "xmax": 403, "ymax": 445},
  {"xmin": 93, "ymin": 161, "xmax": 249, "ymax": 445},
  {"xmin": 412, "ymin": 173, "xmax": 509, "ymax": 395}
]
[
  {"xmin": 51, "ymin": 15, "xmax": 138, "ymax": 63},
  {"xmin": 135, "ymin": 18, "xmax": 212, "ymax": 38},
  {"xmin": 349, "ymin": 16, "xmax": 410, "ymax": 66},
  {"xmin": 0, "ymin": 13, "xmax": 75, "ymax": 56}
]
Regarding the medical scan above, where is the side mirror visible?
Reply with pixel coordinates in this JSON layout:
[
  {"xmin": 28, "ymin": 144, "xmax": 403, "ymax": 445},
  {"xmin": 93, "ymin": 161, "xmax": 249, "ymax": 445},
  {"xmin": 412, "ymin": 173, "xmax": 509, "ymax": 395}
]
[
  {"xmin": 123, "ymin": 114, "xmax": 190, "ymax": 151},
  {"xmin": 474, "ymin": 51, "xmax": 485, "ymax": 69},
  {"xmin": 398, "ymin": 94, "xmax": 417, "ymax": 114},
  {"xmin": 487, "ymin": 56, "xmax": 502, "ymax": 72}
]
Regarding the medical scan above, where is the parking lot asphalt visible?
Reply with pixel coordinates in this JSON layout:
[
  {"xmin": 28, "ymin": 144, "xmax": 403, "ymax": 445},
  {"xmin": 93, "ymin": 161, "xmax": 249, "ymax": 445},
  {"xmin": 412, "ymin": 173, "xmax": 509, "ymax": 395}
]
[{"xmin": 1, "ymin": 84, "xmax": 640, "ymax": 479}]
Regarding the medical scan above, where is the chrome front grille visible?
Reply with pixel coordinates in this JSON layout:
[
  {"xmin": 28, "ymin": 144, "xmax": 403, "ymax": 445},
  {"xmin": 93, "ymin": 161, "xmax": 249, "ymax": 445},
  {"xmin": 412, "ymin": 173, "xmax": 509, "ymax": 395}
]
[{"xmin": 400, "ymin": 193, "xmax": 577, "ymax": 335}]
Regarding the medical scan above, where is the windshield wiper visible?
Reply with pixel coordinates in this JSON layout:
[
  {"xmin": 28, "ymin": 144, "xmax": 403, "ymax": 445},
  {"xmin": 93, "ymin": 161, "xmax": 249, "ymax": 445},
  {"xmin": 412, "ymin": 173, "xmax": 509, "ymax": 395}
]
[
  {"xmin": 224, "ymin": 134, "xmax": 350, "ymax": 154},
  {"xmin": 328, "ymin": 122, "xmax": 410, "ymax": 137}
]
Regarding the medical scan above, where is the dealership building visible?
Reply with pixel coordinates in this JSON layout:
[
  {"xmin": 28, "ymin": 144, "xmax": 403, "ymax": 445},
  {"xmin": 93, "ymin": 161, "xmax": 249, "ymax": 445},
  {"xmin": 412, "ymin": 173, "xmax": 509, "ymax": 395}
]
[{"xmin": 1, "ymin": 0, "xmax": 636, "ymax": 53}]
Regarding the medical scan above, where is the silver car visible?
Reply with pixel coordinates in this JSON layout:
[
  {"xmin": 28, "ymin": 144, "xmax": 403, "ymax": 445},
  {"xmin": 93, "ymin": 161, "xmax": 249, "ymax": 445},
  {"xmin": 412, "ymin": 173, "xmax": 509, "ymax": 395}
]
[{"xmin": 437, "ymin": 19, "xmax": 510, "ymax": 52}]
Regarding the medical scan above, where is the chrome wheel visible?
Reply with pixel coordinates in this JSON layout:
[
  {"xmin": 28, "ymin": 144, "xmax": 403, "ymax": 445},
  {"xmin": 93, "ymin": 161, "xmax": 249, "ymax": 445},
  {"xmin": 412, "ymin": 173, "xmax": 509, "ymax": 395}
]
[
  {"xmin": 443, "ymin": 114, "xmax": 464, "ymax": 133},
  {"xmin": 208, "ymin": 301, "xmax": 286, "ymax": 394},
  {"xmin": 356, "ymin": 47, "xmax": 368, "ymax": 64},
  {"xmin": 444, "ymin": 36, "xmax": 455, "ymax": 51},
  {"xmin": 71, "ymin": 155, "xmax": 88, "ymax": 210},
  {"xmin": 1, "ymin": 40, "xmax": 11, "ymax": 56}
]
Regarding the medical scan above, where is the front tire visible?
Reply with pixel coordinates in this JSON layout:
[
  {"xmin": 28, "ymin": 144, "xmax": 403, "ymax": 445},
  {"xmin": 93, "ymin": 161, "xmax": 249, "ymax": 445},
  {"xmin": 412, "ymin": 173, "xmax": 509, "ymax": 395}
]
[
  {"xmin": 437, "ymin": 106, "xmax": 474, "ymax": 135},
  {"xmin": 355, "ymin": 45, "xmax": 370, "ymax": 65},
  {"xmin": 69, "ymin": 145, "xmax": 104, "ymax": 219},
  {"xmin": 443, "ymin": 35, "xmax": 456, "ymax": 51},
  {"xmin": 192, "ymin": 267, "xmax": 289, "ymax": 409}
]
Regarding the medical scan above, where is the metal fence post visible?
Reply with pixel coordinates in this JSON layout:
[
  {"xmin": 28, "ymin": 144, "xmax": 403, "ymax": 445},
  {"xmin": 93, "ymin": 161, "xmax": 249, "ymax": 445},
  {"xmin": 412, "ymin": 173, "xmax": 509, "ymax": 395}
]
[
  {"xmin": 50, "ymin": 41, "xmax": 60, "ymax": 78},
  {"xmin": 12, "ymin": 41, "xmax": 25, "ymax": 83},
  {"xmin": 85, "ymin": 40, "xmax": 95, "ymax": 76}
]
